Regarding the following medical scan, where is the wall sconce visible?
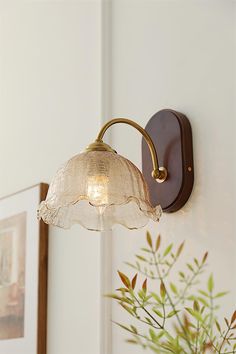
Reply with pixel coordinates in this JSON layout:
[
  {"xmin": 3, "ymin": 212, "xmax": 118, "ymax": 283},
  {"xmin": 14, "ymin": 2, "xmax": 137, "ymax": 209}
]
[{"xmin": 38, "ymin": 109, "xmax": 194, "ymax": 231}]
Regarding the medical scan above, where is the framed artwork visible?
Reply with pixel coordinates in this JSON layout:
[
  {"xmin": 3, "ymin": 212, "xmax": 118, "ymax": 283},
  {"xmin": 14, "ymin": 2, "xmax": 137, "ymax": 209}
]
[{"xmin": 0, "ymin": 184, "xmax": 48, "ymax": 354}]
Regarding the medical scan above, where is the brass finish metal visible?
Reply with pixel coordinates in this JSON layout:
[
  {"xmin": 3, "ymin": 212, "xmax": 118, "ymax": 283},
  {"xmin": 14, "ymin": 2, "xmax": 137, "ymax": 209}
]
[
  {"xmin": 96, "ymin": 118, "xmax": 167, "ymax": 182},
  {"xmin": 85, "ymin": 141, "xmax": 116, "ymax": 153},
  {"xmin": 152, "ymin": 167, "xmax": 168, "ymax": 183}
]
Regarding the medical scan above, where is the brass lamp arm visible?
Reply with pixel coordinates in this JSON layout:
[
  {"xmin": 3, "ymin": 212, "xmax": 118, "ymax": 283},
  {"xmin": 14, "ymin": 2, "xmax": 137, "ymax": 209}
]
[{"xmin": 96, "ymin": 118, "xmax": 167, "ymax": 182}]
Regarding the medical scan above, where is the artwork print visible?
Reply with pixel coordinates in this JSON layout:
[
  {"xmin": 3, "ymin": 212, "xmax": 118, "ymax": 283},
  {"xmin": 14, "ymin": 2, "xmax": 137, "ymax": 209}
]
[
  {"xmin": 0, "ymin": 213, "xmax": 26, "ymax": 340},
  {"xmin": 0, "ymin": 184, "xmax": 48, "ymax": 354}
]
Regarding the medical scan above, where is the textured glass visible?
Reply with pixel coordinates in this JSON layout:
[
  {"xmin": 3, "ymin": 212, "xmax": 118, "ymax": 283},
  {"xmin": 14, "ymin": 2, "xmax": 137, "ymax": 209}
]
[{"xmin": 38, "ymin": 151, "xmax": 162, "ymax": 231}]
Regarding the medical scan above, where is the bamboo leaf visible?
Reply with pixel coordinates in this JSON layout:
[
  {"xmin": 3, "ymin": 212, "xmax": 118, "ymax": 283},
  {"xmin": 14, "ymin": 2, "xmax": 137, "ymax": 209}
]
[
  {"xmin": 126, "ymin": 339, "xmax": 138, "ymax": 344},
  {"xmin": 187, "ymin": 263, "xmax": 194, "ymax": 272},
  {"xmin": 214, "ymin": 291, "xmax": 228, "ymax": 299},
  {"xmin": 131, "ymin": 273, "xmax": 138, "ymax": 290},
  {"xmin": 120, "ymin": 303, "xmax": 134, "ymax": 315},
  {"xmin": 185, "ymin": 307, "xmax": 194, "ymax": 316},
  {"xmin": 151, "ymin": 292, "xmax": 162, "ymax": 304},
  {"xmin": 142, "ymin": 278, "xmax": 147, "ymax": 293},
  {"xmin": 153, "ymin": 308, "xmax": 163, "ymax": 318},
  {"xmin": 136, "ymin": 255, "xmax": 147, "ymax": 262},
  {"xmin": 114, "ymin": 322, "xmax": 133, "ymax": 334},
  {"xmin": 225, "ymin": 317, "xmax": 230, "ymax": 328},
  {"xmin": 170, "ymin": 282, "xmax": 178, "ymax": 295},
  {"xmin": 130, "ymin": 325, "xmax": 138, "ymax": 334},
  {"xmin": 155, "ymin": 235, "xmax": 161, "ymax": 252},
  {"xmin": 149, "ymin": 328, "xmax": 156, "ymax": 341},
  {"xmin": 207, "ymin": 274, "xmax": 214, "ymax": 293},
  {"xmin": 198, "ymin": 297, "xmax": 210, "ymax": 307},
  {"xmin": 163, "ymin": 244, "xmax": 173, "ymax": 257},
  {"xmin": 106, "ymin": 294, "xmax": 122, "ymax": 300},
  {"xmin": 185, "ymin": 308, "xmax": 203, "ymax": 322},
  {"xmin": 215, "ymin": 320, "xmax": 221, "ymax": 333},
  {"xmin": 202, "ymin": 252, "xmax": 208, "ymax": 265},
  {"xmin": 146, "ymin": 231, "xmax": 153, "ymax": 248},
  {"xmin": 176, "ymin": 241, "xmax": 185, "ymax": 257},
  {"xmin": 118, "ymin": 271, "xmax": 130, "ymax": 289},
  {"xmin": 116, "ymin": 287, "xmax": 129, "ymax": 293},
  {"xmin": 160, "ymin": 282, "xmax": 166, "ymax": 300},
  {"xmin": 231, "ymin": 310, "xmax": 236, "ymax": 325},
  {"xmin": 193, "ymin": 300, "xmax": 200, "ymax": 312},
  {"xmin": 198, "ymin": 290, "xmax": 210, "ymax": 298},
  {"xmin": 167, "ymin": 310, "xmax": 179, "ymax": 318},
  {"xmin": 141, "ymin": 248, "xmax": 152, "ymax": 253},
  {"xmin": 145, "ymin": 317, "xmax": 153, "ymax": 325}
]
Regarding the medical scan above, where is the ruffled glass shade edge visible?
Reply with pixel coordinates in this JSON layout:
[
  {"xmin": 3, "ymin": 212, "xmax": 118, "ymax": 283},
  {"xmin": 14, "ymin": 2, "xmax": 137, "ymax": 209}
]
[{"xmin": 38, "ymin": 196, "xmax": 162, "ymax": 231}]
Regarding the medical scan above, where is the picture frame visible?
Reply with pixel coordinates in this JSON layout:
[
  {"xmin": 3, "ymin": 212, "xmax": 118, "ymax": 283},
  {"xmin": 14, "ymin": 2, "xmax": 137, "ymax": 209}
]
[{"xmin": 0, "ymin": 183, "xmax": 48, "ymax": 354}]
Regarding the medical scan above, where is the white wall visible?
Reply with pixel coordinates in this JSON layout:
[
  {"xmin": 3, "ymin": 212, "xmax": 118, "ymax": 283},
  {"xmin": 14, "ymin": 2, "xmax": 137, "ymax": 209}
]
[
  {"xmin": 110, "ymin": 1, "xmax": 236, "ymax": 353},
  {"xmin": 0, "ymin": 1, "xmax": 236, "ymax": 354},
  {"xmin": 0, "ymin": 1, "xmax": 104, "ymax": 354}
]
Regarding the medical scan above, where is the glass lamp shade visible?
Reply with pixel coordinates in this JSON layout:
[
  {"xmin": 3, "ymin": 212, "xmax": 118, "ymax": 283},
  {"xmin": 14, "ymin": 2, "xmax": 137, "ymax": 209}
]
[{"xmin": 38, "ymin": 150, "xmax": 162, "ymax": 231}]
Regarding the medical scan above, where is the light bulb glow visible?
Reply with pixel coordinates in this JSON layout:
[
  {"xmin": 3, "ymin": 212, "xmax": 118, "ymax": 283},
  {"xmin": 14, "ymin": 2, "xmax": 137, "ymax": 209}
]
[{"xmin": 87, "ymin": 175, "xmax": 109, "ymax": 205}]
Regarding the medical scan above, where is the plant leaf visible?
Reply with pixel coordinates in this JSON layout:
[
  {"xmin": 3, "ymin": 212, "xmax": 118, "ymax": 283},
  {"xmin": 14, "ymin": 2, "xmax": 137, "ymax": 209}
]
[
  {"xmin": 225, "ymin": 317, "xmax": 230, "ymax": 328},
  {"xmin": 170, "ymin": 282, "xmax": 178, "ymax": 295},
  {"xmin": 151, "ymin": 292, "xmax": 162, "ymax": 304},
  {"xmin": 176, "ymin": 241, "xmax": 185, "ymax": 257},
  {"xmin": 153, "ymin": 308, "xmax": 163, "ymax": 318},
  {"xmin": 118, "ymin": 271, "xmax": 130, "ymax": 289},
  {"xmin": 160, "ymin": 282, "xmax": 166, "ymax": 299},
  {"xmin": 114, "ymin": 322, "xmax": 133, "ymax": 334},
  {"xmin": 163, "ymin": 244, "xmax": 173, "ymax": 257},
  {"xmin": 167, "ymin": 310, "xmax": 179, "ymax": 318},
  {"xmin": 193, "ymin": 300, "xmax": 200, "ymax": 312},
  {"xmin": 120, "ymin": 303, "xmax": 134, "ymax": 315},
  {"xmin": 130, "ymin": 325, "xmax": 138, "ymax": 334},
  {"xmin": 155, "ymin": 235, "xmax": 161, "ymax": 252},
  {"xmin": 207, "ymin": 274, "xmax": 214, "ymax": 293},
  {"xmin": 215, "ymin": 320, "xmax": 221, "ymax": 333},
  {"xmin": 136, "ymin": 255, "xmax": 147, "ymax": 262},
  {"xmin": 131, "ymin": 274, "xmax": 138, "ymax": 290},
  {"xmin": 202, "ymin": 252, "xmax": 208, "ymax": 265},
  {"xmin": 142, "ymin": 278, "xmax": 147, "ymax": 293},
  {"xmin": 198, "ymin": 290, "xmax": 209, "ymax": 298},
  {"xmin": 187, "ymin": 263, "xmax": 194, "ymax": 272},
  {"xmin": 146, "ymin": 231, "xmax": 153, "ymax": 248},
  {"xmin": 231, "ymin": 310, "xmax": 236, "ymax": 325},
  {"xmin": 214, "ymin": 291, "xmax": 228, "ymax": 299}
]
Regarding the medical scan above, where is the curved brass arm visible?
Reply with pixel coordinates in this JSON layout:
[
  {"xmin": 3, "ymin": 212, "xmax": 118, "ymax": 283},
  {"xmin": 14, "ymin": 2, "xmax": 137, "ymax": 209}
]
[{"xmin": 96, "ymin": 118, "xmax": 167, "ymax": 182}]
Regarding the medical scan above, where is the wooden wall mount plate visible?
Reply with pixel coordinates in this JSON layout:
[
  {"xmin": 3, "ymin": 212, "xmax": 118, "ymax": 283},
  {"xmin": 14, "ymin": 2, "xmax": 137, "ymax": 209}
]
[{"xmin": 142, "ymin": 109, "xmax": 194, "ymax": 212}]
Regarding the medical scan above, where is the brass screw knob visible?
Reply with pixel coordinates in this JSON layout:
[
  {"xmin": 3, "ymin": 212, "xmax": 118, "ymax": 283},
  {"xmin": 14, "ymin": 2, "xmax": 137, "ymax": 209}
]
[{"xmin": 152, "ymin": 167, "xmax": 168, "ymax": 184}]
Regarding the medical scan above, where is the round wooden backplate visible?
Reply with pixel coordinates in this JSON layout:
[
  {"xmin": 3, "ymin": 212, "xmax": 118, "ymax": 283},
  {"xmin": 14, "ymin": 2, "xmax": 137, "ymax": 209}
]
[{"xmin": 142, "ymin": 109, "xmax": 194, "ymax": 212}]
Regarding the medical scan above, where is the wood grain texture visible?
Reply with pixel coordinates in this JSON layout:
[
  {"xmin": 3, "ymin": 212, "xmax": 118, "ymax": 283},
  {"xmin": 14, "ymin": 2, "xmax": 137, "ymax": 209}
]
[
  {"xmin": 38, "ymin": 183, "xmax": 49, "ymax": 354},
  {"xmin": 142, "ymin": 109, "xmax": 194, "ymax": 212}
]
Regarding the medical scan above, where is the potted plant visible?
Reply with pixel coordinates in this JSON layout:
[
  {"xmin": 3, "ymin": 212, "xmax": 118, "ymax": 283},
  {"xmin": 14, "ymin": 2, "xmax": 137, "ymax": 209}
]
[{"xmin": 109, "ymin": 232, "xmax": 236, "ymax": 353}]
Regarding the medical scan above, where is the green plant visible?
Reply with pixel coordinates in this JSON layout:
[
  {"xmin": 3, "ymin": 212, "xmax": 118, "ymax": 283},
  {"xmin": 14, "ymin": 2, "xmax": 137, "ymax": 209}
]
[{"xmin": 108, "ymin": 231, "xmax": 236, "ymax": 353}]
